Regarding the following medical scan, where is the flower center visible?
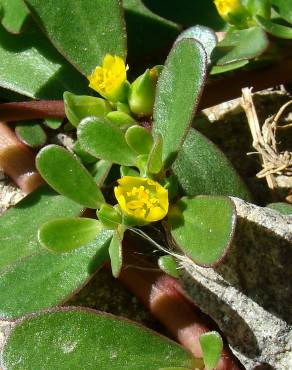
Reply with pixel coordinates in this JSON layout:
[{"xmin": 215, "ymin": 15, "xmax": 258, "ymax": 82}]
[{"xmin": 126, "ymin": 185, "xmax": 159, "ymax": 218}]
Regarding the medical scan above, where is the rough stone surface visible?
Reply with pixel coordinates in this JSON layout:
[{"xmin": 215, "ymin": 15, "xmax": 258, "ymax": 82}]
[{"xmin": 181, "ymin": 197, "xmax": 292, "ymax": 370}]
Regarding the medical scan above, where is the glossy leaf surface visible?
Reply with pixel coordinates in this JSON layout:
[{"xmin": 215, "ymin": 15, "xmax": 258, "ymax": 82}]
[
  {"xmin": 200, "ymin": 332, "xmax": 223, "ymax": 370},
  {"xmin": 213, "ymin": 27, "xmax": 268, "ymax": 65},
  {"xmin": 125, "ymin": 125, "xmax": 153, "ymax": 154},
  {"xmin": 36, "ymin": 145, "xmax": 105, "ymax": 209},
  {"xmin": 64, "ymin": 92, "xmax": 112, "ymax": 127},
  {"xmin": 0, "ymin": 231, "xmax": 111, "ymax": 319},
  {"xmin": 43, "ymin": 118, "xmax": 63, "ymax": 129},
  {"xmin": 0, "ymin": 186, "xmax": 83, "ymax": 271},
  {"xmin": 0, "ymin": 23, "xmax": 89, "ymax": 99},
  {"xmin": 2, "ymin": 308, "xmax": 193, "ymax": 369},
  {"xmin": 0, "ymin": 0, "xmax": 29, "ymax": 33},
  {"xmin": 169, "ymin": 196, "xmax": 236, "ymax": 266},
  {"xmin": 39, "ymin": 218, "xmax": 103, "ymax": 252},
  {"xmin": 15, "ymin": 121, "xmax": 47, "ymax": 148},
  {"xmin": 176, "ymin": 25, "xmax": 217, "ymax": 64},
  {"xmin": 78, "ymin": 117, "xmax": 137, "ymax": 166},
  {"xmin": 24, "ymin": 0, "xmax": 127, "ymax": 75},
  {"xmin": 158, "ymin": 255, "xmax": 179, "ymax": 278},
  {"xmin": 256, "ymin": 15, "xmax": 292, "ymax": 39},
  {"xmin": 153, "ymin": 38, "xmax": 207, "ymax": 165},
  {"xmin": 172, "ymin": 128, "xmax": 250, "ymax": 200}
]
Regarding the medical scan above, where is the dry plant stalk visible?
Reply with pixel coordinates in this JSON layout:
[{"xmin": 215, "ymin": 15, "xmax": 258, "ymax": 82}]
[{"xmin": 241, "ymin": 88, "xmax": 292, "ymax": 190}]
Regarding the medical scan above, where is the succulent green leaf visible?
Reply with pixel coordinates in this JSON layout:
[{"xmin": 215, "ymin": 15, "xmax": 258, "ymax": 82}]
[
  {"xmin": 97, "ymin": 204, "xmax": 122, "ymax": 230},
  {"xmin": 107, "ymin": 111, "xmax": 137, "ymax": 129},
  {"xmin": 64, "ymin": 92, "xmax": 112, "ymax": 127},
  {"xmin": 0, "ymin": 231, "xmax": 111, "ymax": 319},
  {"xmin": 43, "ymin": 118, "xmax": 63, "ymax": 130},
  {"xmin": 172, "ymin": 128, "xmax": 250, "ymax": 200},
  {"xmin": 153, "ymin": 38, "xmax": 207, "ymax": 166},
  {"xmin": 158, "ymin": 255, "xmax": 179, "ymax": 278},
  {"xmin": 125, "ymin": 125, "xmax": 153, "ymax": 154},
  {"xmin": 271, "ymin": 0, "xmax": 292, "ymax": 24},
  {"xmin": 120, "ymin": 166, "xmax": 140, "ymax": 177},
  {"xmin": 266, "ymin": 202, "xmax": 292, "ymax": 216},
  {"xmin": 24, "ymin": 0, "xmax": 127, "ymax": 75},
  {"xmin": 168, "ymin": 196, "xmax": 236, "ymax": 266},
  {"xmin": 176, "ymin": 25, "xmax": 217, "ymax": 64},
  {"xmin": 199, "ymin": 332, "xmax": 223, "ymax": 370},
  {"xmin": 0, "ymin": 0, "xmax": 29, "ymax": 34},
  {"xmin": 256, "ymin": 15, "xmax": 292, "ymax": 39},
  {"xmin": 2, "ymin": 308, "xmax": 193, "ymax": 369},
  {"xmin": 0, "ymin": 185, "xmax": 83, "ymax": 271},
  {"xmin": 109, "ymin": 231, "xmax": 123, "ymax": 278},
  {"xmin": 15, "ymin": 121, "xmax": 47, "ymax": 148},
  {"xmin": 73, "ymin": 141, "xmax": 98, "ymax": 164},
  {"xmin": 210, "ymin": 60, "xmax": 249, "ymax": 75},
  {"xmin": 147, "ymin": 133, "xmax": 163, "ymax": 174},
  {"xmin": 36, "ymin": 145, "xmax": 105, "ymax": 209},
  {"xmin": 90, "ymin": 160, "xmax": 112, "ymax": 186},
  {"xmin": 213, "ymin": 27, "xmax": 268, "ymax": 66},
  {"xmin": 38, "ymin": 218, "xmax": 103, "ymax": 253},
  {"xmin": 0, "ymin": 23, "xmax": 89, "ymax": 99},
  {"xmin": 78, "ymin": 117, "xmax": 137, "ymax": 166}
]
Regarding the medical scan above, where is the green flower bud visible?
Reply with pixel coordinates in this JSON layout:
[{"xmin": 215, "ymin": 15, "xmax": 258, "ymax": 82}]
[
  {"xmin": 97, "ymin": 204, "xmax": 122, "ymax": 230},
  {"xmin": 128, "ymin": 69, "xmax": 156, "ymax": 117}
]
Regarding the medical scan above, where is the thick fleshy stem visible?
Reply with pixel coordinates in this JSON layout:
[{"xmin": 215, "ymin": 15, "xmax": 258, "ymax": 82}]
[
  {"xmin": 0, "ymin": 122, "xmax": 44, "ymax": 193},
  {"xmin": 118, "ymin": 239, "xmax": 242, "ymax": 370}
]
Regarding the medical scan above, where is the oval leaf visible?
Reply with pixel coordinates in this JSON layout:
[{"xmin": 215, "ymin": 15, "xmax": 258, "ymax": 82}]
[
  {"xmin": 64, "ymin": 92, "xmax": 112, "ymax": 128},
  {"xmin": 213, "ymin": 27, "xmax": 268, "ymax": 65},
  {"xmin": 0, "ymin": 0, "xmax": 30, "ymax": 34},
  {"xmin": 36, "ymin": 145, "xmax": 105, "ymax": 209},
  {"xmin": 24, "ymin": 0, "xmax": 127, "ymax": 75},
  {"xmin": 125, "ymin": 125, "xmax": 153, "ymax": 154},
  {"xmin": 271, "ymin": 0, "xmax": 292, "ymax": 24},
  {"xmin": 78, "ymin": 117, "xmax": 137, "ymax": 166},
  {"xmin": 0, "ymin": 23, "xmax": 89, "ymax": 99},
  {"xmin": 109, "ymin": 231, "xmax": 123, "ymax": 278},
  {"xmin": 2, "ymin": 308, "xmax": 193, "ymax": 369},
  {"xmin": 158, "ymin": 255, "xmax": 179, "ymax": 278},
  {"xmin": 0, "ymin": 231, "xmax": 112, "ymax": 319},
  {"xmin": 172, "ymin": 128, "xmax": 250, "ymax": 200},
  {"xmin": 153, "ymin": 38, "xmax": 207, "ymax": 166},
  {"xmin": 0, "ymin": 185, "xmax": 83, "ymax": 271},
  {"xmin": 168, "ymin": 196, "xmax": 236, "ymax": 266},
  {"xmin": 39, "ymin": 218, "xmax": 103, "ymax": 252},
  {"xmin": 256, "ymin": 15, "xmax": 292, "ymax": 39},
  {"xmin": 199, "ymin": 332, "xmax": 223, "ymax": 370},
  {"xmin": 15, "ymin": 121, "xmax": 47, "ymax": 148}
]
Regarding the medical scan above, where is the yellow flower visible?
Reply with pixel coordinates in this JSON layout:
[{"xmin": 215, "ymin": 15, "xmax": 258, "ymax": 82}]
[
  {"xmin": 214, "ymin": 0, "xmax": 241, "ymax": 19},
  {"xmin": 114, "ymin": 176, "xmax": 169, "ymax": 223},
  {"xmin": 87, "ymin": 54, "xmax": 128, "ymax": 102}
]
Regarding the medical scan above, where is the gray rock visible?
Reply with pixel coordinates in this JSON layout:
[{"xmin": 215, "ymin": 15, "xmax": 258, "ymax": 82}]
[{"xmin": 180, "ymin": 197, "xmax": 292, "ymax": 369}]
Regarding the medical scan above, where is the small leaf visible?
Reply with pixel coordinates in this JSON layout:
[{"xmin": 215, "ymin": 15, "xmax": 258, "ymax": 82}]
[
  {"xmin": 90, "ymin": 160, "xmax": 112, "ymax": 186},
  {"xmin": 38, "ymin": 218, "xmax": 103, "ymax": 253},
  {"xmin": 0, "ymin": 0, "xmax": 29, "ymax": 34},
  {"xmin": 0, "ymin": 231, "xmax": 112, "ymax": 319},
  {"xmin": 107, "ymin": 111, "xmax": 137, "ymax": 129},
  {"xmin": 24, "ymin": 0, "xmax": 127, "ymax": 75},
  {"xmin": 109, "ymin": 231, "xmax": 123, "ymax": 278},
  {"xmin": 176, "ymin": 25, "xmax": 217, "ymax": 64},
  {"xmin": 158, "ymin": 255, "xmax": 179, "ymax": 278},
  {"xmin": 210, "ymin": 60, "xmax": 249, "ymax": 75},
  {"xmin": 97, "ymin": 204, "xmax": 122, "ymax": 230},
  {"xmin": 153, "ymin": 38, "xmax": 207, "ymax": 166},
  {"xmin": 36, "ymin": 145, "xmax": 105, "ymax": 209},
  {"xmin": 213, "ymin": 27, "xmax": 268, "ymax": 66},
  {"xmin": 43, "ymin": 118, "xmax": 63, "ymax": 130},
  {"xmin": 120, "ymin": 165, "xmax": 140, "ymax": 177},
  {"xmin": 172, "ymin": 128, "xmax": 250, "ymax": 200},
  {"xmin": 2, "ymin": 308, "xmax": 193, "ymax": 369},
  {"xmin": 199, "ymin": 331, "xmax": 223, "ymax": 370},
  {"xmin": 147, "ymin": 133, "xmax": 163, "ymax": 174},
  {"xmin": 0, "ymin": 185, "xmax": 83, "ymax": 271},
  {"xmin": 271, "ymin": 0, "xmax": 292, "ymax": 25},
  {"xmin": 256, "ymin": 15, "xmax": 292, "ymax": 39},
  {"xmin": 15, "ymin": 121, "xmax": 47, "ymax": 148},
  {"xmin": 73, "ymin": 140, "xmax": 97, "ymax": 164},
  {"xmin": 78, "ymin": 117, "xmax": 137, "ymax": 166},
  {"xmin": 266, "ymin": 202, "xmax": 292, "ymax": 216},
  {"xmin": 168, "ymin": 196, "xmax": 236, "ymax": 266},
  {"xmin": 64, "ymin": 92, "xmax": 112, "ymax": 127},
  {"xmin": 125, "ymin": 125, "xmax": 153, "ymax": 154}
]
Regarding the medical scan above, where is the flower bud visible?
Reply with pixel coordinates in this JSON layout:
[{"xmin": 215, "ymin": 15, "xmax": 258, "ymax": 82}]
[
  {"xmin": 97, "ymin": 204, "xmax": 122, "ymax": 230},
  {"xmin": 214, "ymin": 0, "xmax": 250, "ymax": 28}
]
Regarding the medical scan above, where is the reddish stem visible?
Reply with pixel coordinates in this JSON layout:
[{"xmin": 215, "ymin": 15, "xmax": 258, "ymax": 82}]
[
  {"xmin": 0, "ymin": 122, "xmax": 44, "ymax": 193},
  {"xmin": 118, "ymin": 241, "xmax": 241, "ymax": 370}
]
